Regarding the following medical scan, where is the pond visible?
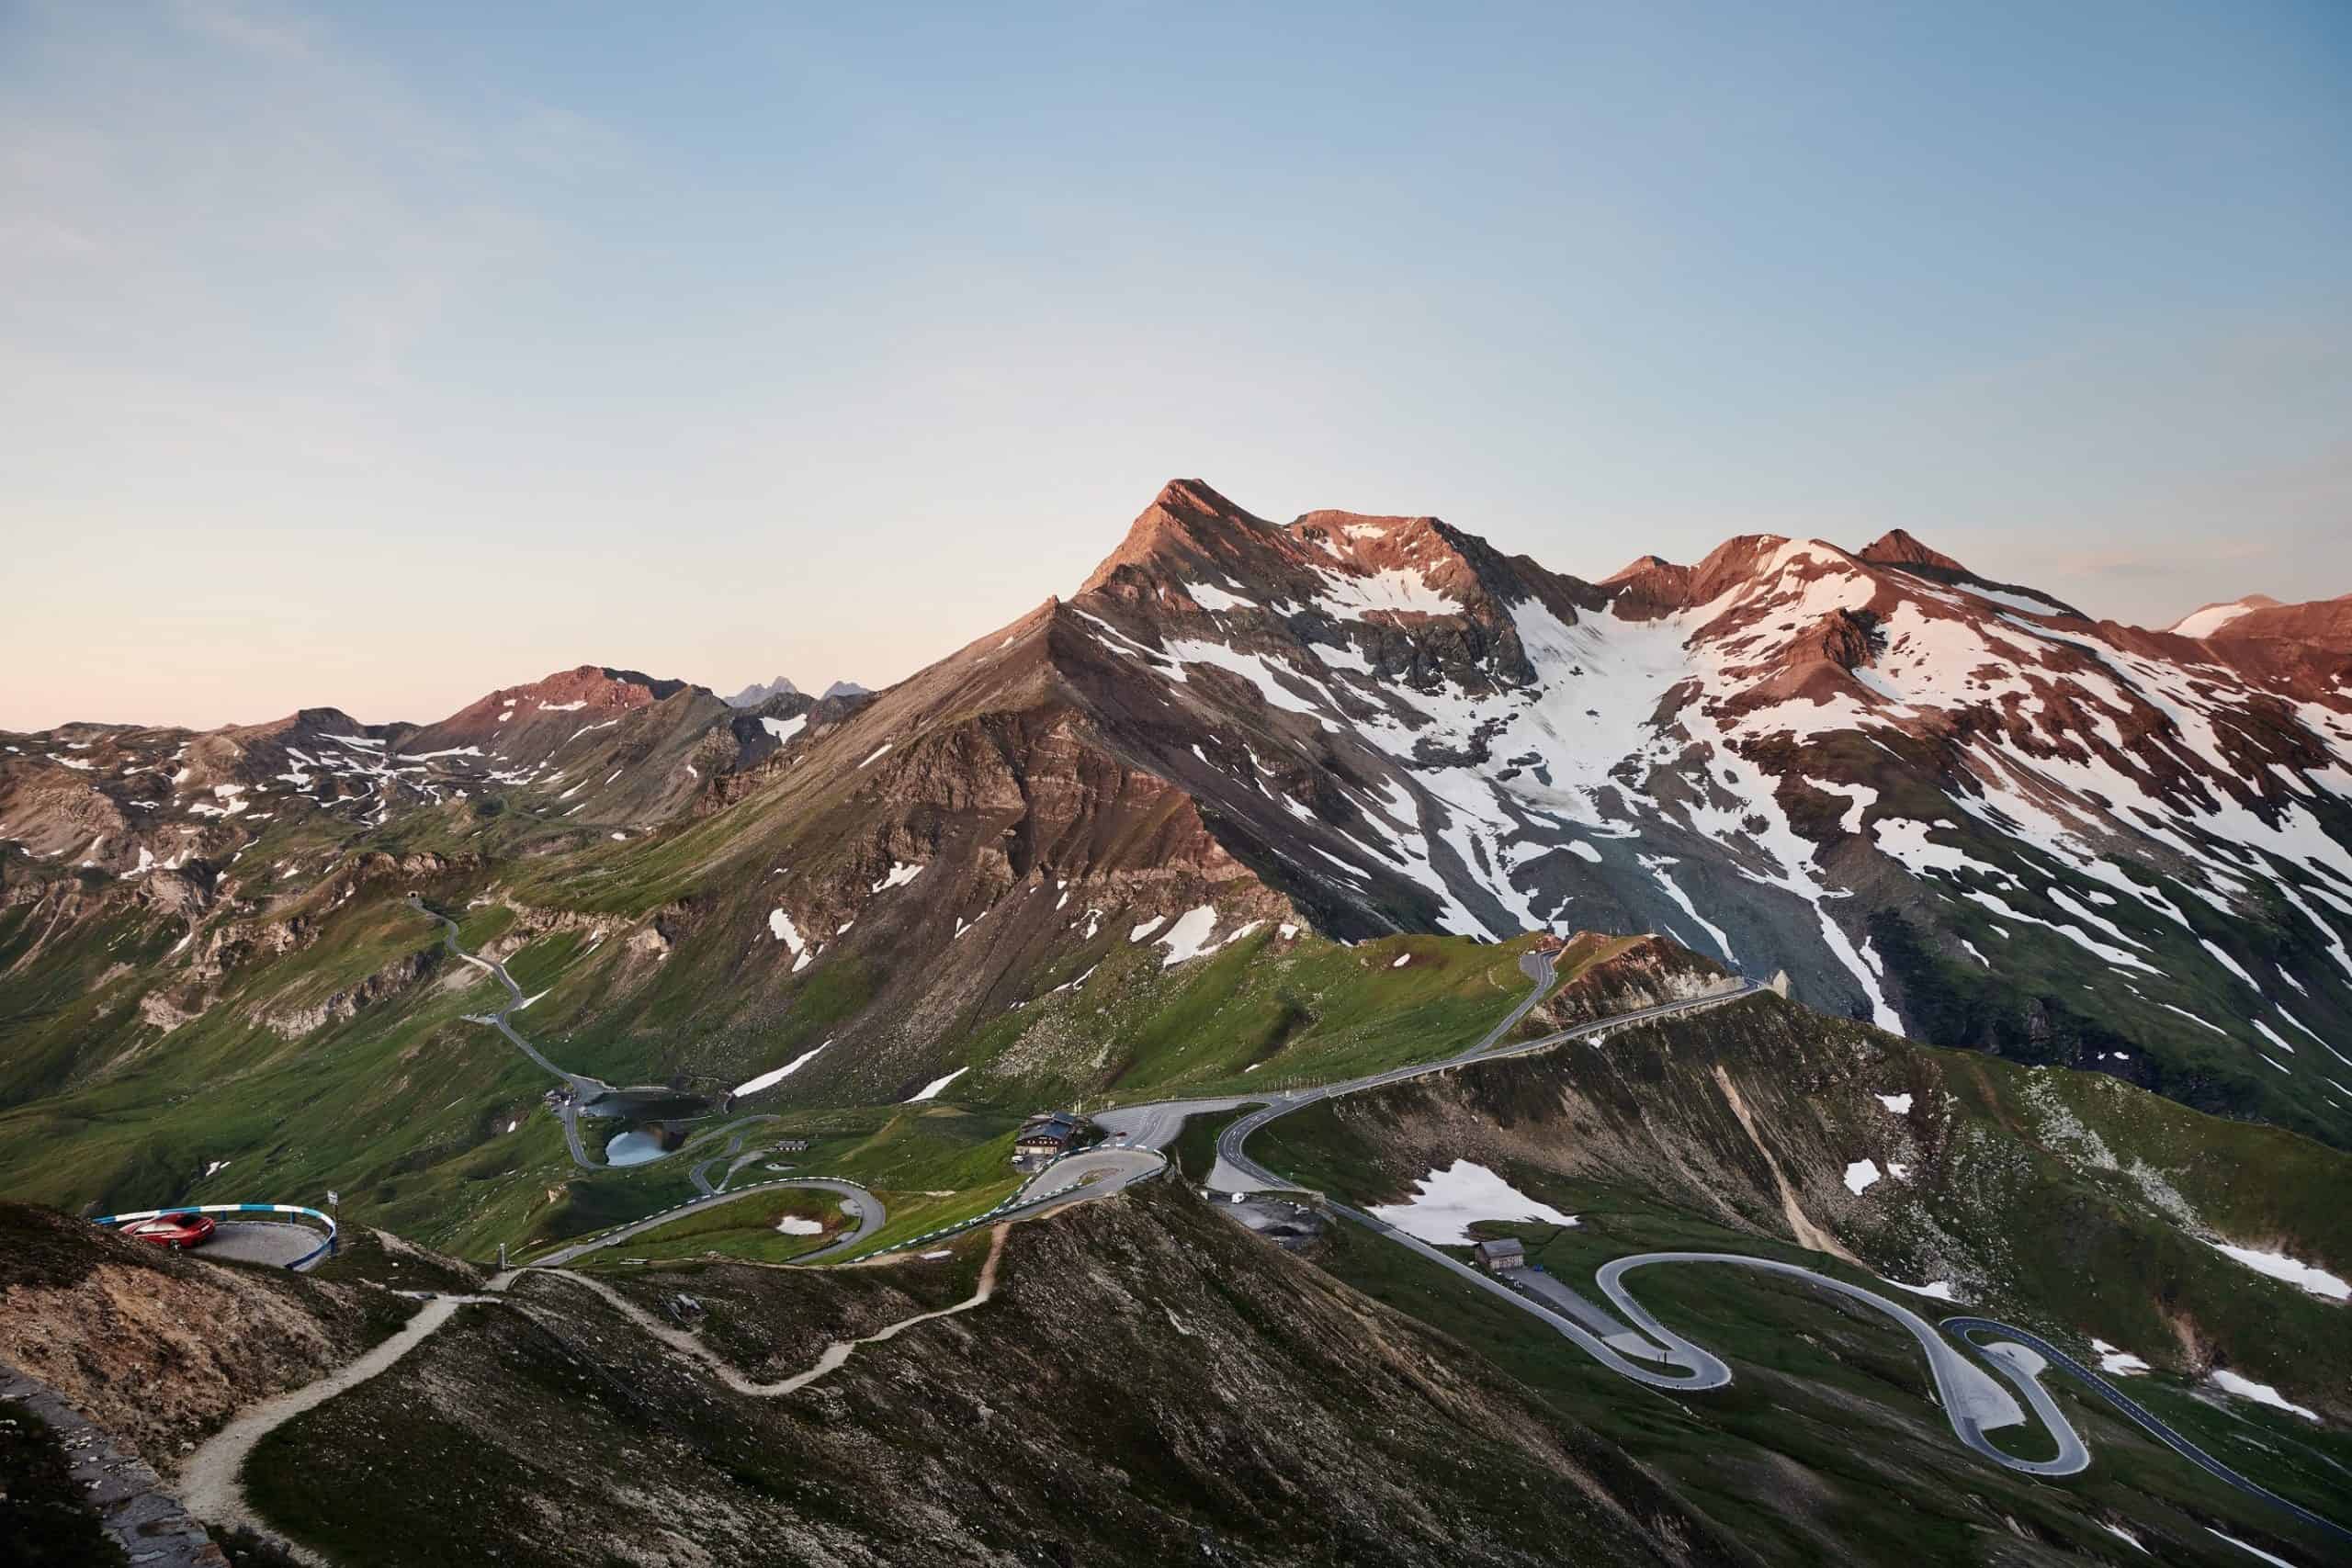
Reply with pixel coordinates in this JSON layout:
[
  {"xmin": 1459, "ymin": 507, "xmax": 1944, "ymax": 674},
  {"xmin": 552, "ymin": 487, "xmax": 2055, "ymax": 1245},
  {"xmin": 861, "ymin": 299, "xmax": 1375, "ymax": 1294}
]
[{"xmin": 604, "ymin": 1129, "xmax": 669, "ymax": 1167}]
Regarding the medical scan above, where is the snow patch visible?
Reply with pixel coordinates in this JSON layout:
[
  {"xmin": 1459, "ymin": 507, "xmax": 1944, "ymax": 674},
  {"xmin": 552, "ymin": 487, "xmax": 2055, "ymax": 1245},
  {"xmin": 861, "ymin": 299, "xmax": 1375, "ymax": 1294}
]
[
  {"xmin": 767, "ymin": 908, "xmax": 805, "ymax": 953},
  {"xmin": 905, "ymin": 1066, "xmax": 969, "ymax": 1102},
  {"xmin": 2097, "ymin": 1523, "xmax": 2148, "ymax": 1555},
  {"xmin": 734, "ymin": 1041, "xmax": 828, "ymax": 1096},
  {"xmin": 2090, "ymin": 1338, "xmax": 2152, "ymax": 1376},
  {"xmin": 2169, "ymin": 600, "xmax": 2262, "ymax": 639},
  {"xmin": 1367, "ymin": 1159, "xmax": 1579, "ymax": 1246},
  {"xmin": 2206, "ymin": 1529, "xmax": 2296, "ymax": 1567},
  {"xmin": 2209, "ymin": 1369, "xmax": 2319, "ymax": 1422},
  {"xmin": 2206, "ymin": 1240, "xmax": 2350, "ymax": 1302},
  {"xmin": 1155, "ymin": 905, "xmax": 1221, "ymax": 966}
]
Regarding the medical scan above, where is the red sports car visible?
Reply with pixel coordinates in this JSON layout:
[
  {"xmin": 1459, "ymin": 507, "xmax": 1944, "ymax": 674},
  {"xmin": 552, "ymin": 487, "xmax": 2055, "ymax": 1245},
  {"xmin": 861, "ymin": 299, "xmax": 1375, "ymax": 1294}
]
[{"xmin": 122, "ymin": 1213, "xmax": 216, "ymax": 1250}]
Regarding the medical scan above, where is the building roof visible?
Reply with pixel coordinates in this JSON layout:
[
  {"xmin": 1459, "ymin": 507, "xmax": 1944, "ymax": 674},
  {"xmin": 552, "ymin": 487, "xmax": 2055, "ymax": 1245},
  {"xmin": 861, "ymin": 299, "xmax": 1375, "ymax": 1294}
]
[
  {"xmin": 1018, "ymin": 1111, "xmax": 1082, "ymax": 1139},
  {"xmin": 1474, "ymin": 1237, "xmax": 1524, "ymax": 1258}
]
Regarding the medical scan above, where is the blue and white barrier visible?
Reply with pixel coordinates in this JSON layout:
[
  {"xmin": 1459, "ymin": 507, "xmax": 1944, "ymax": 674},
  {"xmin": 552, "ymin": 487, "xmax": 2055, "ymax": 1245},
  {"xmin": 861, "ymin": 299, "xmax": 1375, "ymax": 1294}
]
[{"xmin": 91, "ymin": 1203, "xmax": 339, "ymax": 1271}]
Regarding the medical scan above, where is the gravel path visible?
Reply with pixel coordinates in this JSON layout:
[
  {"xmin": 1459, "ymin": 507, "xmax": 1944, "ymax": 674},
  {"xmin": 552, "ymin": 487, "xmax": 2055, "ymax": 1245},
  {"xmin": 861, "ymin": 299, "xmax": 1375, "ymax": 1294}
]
[
  {"xmin": 540, "ymin": 1224, "xmax": 1009, "ymax": 1396},
  {"xmin": 174, "ymin": 1286, "xmax": 504, "ymax": 1563}
]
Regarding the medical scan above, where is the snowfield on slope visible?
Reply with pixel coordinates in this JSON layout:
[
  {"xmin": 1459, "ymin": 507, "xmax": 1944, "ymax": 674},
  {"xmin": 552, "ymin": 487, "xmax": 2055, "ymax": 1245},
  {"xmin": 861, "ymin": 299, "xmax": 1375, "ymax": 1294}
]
[
  {"xmin": 2206, "ymin": 1240, "xmax": 2351, "ymax": 1302},
  {"xmin": 1368, "ymin": 1159, "xmax": 1580, "ymax": 1246}
]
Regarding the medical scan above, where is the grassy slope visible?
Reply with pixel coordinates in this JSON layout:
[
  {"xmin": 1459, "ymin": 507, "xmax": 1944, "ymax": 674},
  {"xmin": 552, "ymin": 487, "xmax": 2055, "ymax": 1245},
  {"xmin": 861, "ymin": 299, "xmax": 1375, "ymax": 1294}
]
[
  {"xmin": 1297, "ymin": 1208, "xmax": 2343, "ymax": 1567},
  {"xmin": 0, "ymin": 846, "xmax": 1563, "ymax": 1263},
  {"xmin": 1250, "ymin": 1000, "xmax": 2352, "ymax": 1562},
  {"xmin": 578, "ymin": 1187, "xmax": 855, "ymax": 1265},
  {"xmin": 1261, "ymin": 997, "xmax": 2352, "ymax": 1402}
]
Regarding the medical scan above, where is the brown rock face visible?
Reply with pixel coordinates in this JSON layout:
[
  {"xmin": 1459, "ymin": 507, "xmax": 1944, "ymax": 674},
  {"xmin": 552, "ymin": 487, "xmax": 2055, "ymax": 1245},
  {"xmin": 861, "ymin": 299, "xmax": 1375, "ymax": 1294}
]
[
  {"xmin": 2211, "ymin": 593, "xmax": 2352, "ymax": 651},
  {"xmin": 1855, "ymin": 528, "xmax": 1968, "ymax": 574},
  {"xmin": 16, "ymin": 476, "xmax": 2352, "ymax": 1151},
  {"xmin": 695, "ymin": 478, "xmax": 2352, "ymax": 1145}
]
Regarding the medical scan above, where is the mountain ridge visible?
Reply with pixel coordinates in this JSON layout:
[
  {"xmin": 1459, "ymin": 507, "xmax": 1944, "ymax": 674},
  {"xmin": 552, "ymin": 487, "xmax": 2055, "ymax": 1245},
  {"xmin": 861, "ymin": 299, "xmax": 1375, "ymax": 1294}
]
[{"xmin": 6, "ymin": 479, "xmax": 2352, "ymax": 1146}]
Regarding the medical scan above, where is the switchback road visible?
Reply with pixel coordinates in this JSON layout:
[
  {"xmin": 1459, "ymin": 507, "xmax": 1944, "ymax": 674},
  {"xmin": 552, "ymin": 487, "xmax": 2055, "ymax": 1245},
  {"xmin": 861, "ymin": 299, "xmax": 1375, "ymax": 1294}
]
[
  {"xmin": 1943, "ymin": 1318, "xmax": 2351, "ymax": 1547},
  {"xmin": 413, "ymin": 897, "xmax": 783, "ymax": 1175},
  {"xmin": 530, "ymin": 1178, "xmax": 887, "ymax": 1268}
]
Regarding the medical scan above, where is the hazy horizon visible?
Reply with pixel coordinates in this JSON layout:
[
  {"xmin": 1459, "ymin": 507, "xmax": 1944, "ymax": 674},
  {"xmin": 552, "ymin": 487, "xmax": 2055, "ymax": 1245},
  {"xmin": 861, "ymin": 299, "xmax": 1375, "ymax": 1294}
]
[
  {"xmin": 6, "ymin": 1, "xmax": 2347, "ymax": 731},
  {"xmin": 6, "ymin": 468, "xmax": 2333, "ymax": 734}
]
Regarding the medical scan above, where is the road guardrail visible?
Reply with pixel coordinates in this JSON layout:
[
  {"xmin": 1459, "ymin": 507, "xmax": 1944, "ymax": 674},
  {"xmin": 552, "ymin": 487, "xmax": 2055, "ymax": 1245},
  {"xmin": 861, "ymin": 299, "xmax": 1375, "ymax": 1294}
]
[{"xmin": 90, "ymin": 1202, "xmax": 339, "ymax": 1270}]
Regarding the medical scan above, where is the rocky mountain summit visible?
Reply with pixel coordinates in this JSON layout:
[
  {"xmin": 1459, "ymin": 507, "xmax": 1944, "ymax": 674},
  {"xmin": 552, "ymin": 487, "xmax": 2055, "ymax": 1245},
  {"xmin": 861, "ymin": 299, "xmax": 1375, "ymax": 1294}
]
[
  {"xmin": 761, "ymin": 479, "xmax": 2352, "ymax": 1138},
  {"xmin": 6, "ymin": 479, "xmax": 2349, "ymax": 1145}
]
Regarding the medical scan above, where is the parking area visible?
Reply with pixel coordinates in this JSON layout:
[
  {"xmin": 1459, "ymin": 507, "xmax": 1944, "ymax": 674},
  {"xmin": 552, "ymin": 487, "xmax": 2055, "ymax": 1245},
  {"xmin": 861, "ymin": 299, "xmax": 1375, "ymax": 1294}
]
[{"xmin": 199, "ymin": 1220, "xmax": 332, "ymax": 1270}]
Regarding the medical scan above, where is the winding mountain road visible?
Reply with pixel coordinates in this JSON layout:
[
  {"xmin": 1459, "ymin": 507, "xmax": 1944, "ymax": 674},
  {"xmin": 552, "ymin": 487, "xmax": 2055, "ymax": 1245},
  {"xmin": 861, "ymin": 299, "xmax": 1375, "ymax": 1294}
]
[
  {"xmin": 1179, "ymin": 960, "xmax": 2346, "ymax": 1540},
  {"xmin": 530, "ymin": 1178, "xmax": 887, "ymax": 1268},
  {"xmin": 1196, "ymin": 987, "xmax": 2106, "ymax": 1476},
  {"xmin": 197, "ymin": 924, "xmax": 2344, "ymax": 1552},
  {"xmin": 1204, "ymin": 958, "xmax": 1761, "ymax": 1193},
  {"xmin": 1592, "ymin": 1253, "xmax": 2088, "ymax": 1475},
  {"xmin": 413, "ymin": 897, "xmax": 782, "ymax": 1175},
  {"xmin": 1942, "ymin": 1318, "xmax": 2351, "ymax": 1547},
  {"xmin": 175, "ymin": 1198, "xmax": 973, "ymax": 1559},
  {"xmin": 542, "ymin": 1224, "xmax": 1011, "ymax": 1397}
]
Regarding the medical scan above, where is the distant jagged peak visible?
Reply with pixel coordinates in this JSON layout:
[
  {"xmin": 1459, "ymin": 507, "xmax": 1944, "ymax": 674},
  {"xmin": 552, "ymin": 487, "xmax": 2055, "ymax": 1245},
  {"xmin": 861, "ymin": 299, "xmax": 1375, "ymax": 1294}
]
[
  {"xmin": 1849, "ymin": 532, "xmax": 2087, "ymax": 620},
  {"xmin": 1286, "ymin": 508, "xmax": 1443, "ymax": 554},
  {"xmin": 820, "ymin": 681, "xmax": 871, "ymax": 700},
  {"xmin": 221, "ymin": 706, "xmax": 371, "ymax": 741},
  {"xmin": 1602, "ymin": 534, "xmax": 1866, "ymax": 622},
  {"xmin": 2176, "ymin": 592, "xmax": 2352, "ymax": 654},
  {"xmin": 727, "ymin": 675, "xmax": 802, "ymax": 708},
  {"xmin": 1078, "ymin": 479, "xmax": 1504, "ymax": 619},
  {"xmin": 1855, "ymin": 528, "xmax": 1968, "ymax": 575}
]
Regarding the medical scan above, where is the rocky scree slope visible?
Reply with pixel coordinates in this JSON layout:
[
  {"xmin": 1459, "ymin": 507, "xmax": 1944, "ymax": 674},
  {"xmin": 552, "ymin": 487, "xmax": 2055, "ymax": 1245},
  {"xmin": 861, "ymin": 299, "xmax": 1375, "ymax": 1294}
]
[{"xmin": 0, "ymin": 1202, "xmax": 413, "ymax": 1467}]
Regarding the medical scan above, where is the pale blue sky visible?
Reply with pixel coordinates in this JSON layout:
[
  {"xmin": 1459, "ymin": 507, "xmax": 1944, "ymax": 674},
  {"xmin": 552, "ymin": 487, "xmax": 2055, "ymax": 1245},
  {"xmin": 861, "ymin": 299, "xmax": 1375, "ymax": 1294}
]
[{"xmin": 5, "ymin": 0, "xmax": 2346, "ymax": 728}]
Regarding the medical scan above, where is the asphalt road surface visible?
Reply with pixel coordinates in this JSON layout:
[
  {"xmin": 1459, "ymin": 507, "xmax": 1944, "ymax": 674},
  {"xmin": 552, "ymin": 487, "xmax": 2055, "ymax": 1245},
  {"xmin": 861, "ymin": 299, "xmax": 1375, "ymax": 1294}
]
[
  {"xmin": 528, "ymin": 1179, "xmax": 888, "ymax": 1269},
  {"xmin": 199, "ymin": 1220, "xmax": 332, "ymax": 1271},
  {"xmin": 1210, "ymin": 963, "xmax": 1760, "ymax": 1193},
  {"xmin": 414, "ymin": 897, "xmax": 780, "ymax": 1175},
  {"xmin": 1018, "ymin": 1148, "xmax": 1166, "ymax": 1213},
  {"xmin": 1597, "ymin": 1254, "xmax": 2088, "ymax": 1476},
  {"xmin": 684, "ymin": 1117, "xmax": 790, "ymax": 1195},
  {"xmin": 1943, "ymin": 1318, "xmax": 2351, "ymax": 1545}
]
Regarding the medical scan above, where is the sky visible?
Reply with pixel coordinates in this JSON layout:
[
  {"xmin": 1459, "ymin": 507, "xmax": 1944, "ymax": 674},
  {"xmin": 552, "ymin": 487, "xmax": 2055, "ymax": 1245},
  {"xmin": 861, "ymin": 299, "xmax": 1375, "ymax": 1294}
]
[{"xmin": 4, "ymin": 0, "xmax": 2347, "ymax": 731}]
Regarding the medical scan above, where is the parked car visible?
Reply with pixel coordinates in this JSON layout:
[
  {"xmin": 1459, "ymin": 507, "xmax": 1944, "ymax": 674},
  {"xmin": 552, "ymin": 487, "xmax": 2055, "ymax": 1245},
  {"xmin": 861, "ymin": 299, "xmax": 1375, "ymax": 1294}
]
[{"xmin": 122, "ymin": 1213, "xmax": 216, "ymax": 1251}]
